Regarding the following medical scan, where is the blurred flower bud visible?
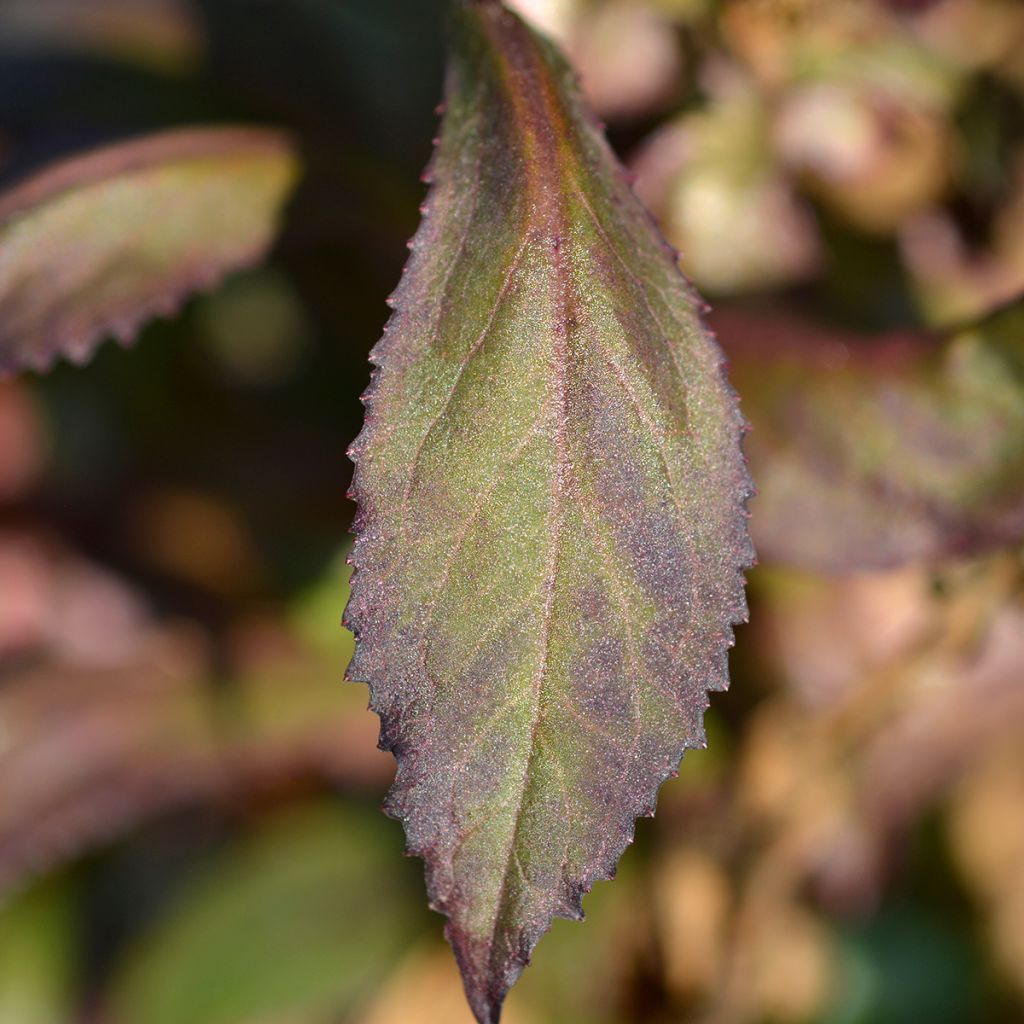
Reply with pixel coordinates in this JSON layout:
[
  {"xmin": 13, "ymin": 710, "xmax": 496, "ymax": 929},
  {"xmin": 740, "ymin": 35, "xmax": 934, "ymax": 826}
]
[
  {"xmin": 634, "ymin": 98, "xmax": 821, "ymax": 293},
  {"xmin": 776, "ymin": 83, "xmax": 952, "ymax": 232}
]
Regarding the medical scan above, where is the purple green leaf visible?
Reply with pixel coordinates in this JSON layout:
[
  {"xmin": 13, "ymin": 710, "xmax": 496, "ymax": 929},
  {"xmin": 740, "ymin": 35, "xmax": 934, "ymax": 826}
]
[
  {"xmin": 0, "ymin": 126, "xmax": 299, "ymax": 377},
  {"xmin": 345, "ymin": 2, "xmax": 753, "ymax": 1021}
]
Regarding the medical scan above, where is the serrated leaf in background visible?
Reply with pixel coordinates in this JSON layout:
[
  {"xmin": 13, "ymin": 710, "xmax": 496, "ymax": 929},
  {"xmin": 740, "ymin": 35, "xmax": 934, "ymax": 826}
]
[{"xmin": 0, "ymin": 126, "xmax": 299, "ymax": 376}]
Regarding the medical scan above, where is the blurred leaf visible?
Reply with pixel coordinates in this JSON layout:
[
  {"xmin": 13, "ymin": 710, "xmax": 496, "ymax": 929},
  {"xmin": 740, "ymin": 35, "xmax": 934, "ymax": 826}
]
[
  {"xmin": 717, "ymin": 298, "xmax": 1024, "ymax": 570},
  {"xmin": 0, "ymin": 876, "xmax": 76, "ymax": 1024},
  {"xmin": 0, "ymin": 650, "xmax": 393, "ymax": 901},
  {"xmin": 0, "ymin": 623, "xmax": 223, "ymax": 897},
  {"xmin": 346, "ymin": 3, "xmax": 752, "ymax": 1021},
  {"xmin": 107, "ymin": 802, "xmax": 425, "ymax": 1024},
  {"xmin": 827, "ymin": 909, "xmax": 979, "ymax": 1024},
  {"xmin": 0, "ymin": 0, "xmax": 201, "ymax": 74},
  {"xmin": 288, "ymin": 549, "xmax": 357, "ymax": 662},
  {"xmin": 0, "ymin": 126, "xmax": 300, "ymax": 376},
  {"xmin": 0, "ymin": 543, "xmax": 388, "ymax": 898}
]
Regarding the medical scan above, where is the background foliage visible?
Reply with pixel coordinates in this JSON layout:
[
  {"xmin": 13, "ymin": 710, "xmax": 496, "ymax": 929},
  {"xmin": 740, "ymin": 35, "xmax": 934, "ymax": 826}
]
[{"xmin": 0, "ymin": 0, "xmax": 1023, "ymax": 1022}]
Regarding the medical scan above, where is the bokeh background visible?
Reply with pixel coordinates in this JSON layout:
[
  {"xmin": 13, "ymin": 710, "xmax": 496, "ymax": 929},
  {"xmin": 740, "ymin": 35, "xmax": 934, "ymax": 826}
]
[{"xmin": 1, "ymin": 0, "xmax": 1024, "ymax": 1022}]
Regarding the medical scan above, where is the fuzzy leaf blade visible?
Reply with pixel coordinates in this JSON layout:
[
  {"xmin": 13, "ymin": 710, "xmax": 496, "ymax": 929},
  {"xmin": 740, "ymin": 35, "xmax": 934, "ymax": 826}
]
[{"xmin": 346, "ymin": 4, "xmax": 752, "ymax": 1022}]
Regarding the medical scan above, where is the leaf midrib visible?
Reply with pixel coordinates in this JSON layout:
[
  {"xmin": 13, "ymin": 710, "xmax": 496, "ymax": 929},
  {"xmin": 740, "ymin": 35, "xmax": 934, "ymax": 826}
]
[{"xmin": 473, "ymin": 6, "xmax": 577, "ymax": 983}]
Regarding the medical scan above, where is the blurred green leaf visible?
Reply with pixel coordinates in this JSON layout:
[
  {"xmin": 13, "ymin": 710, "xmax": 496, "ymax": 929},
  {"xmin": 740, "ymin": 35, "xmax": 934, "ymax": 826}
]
[
  {"xmin": 0, "ymin": 876, "xmax": 76, "ymax": 1024},
  {"xmin": 288, "ymin": 548, "xmax": 355, "ymax": 664},
  {"xmin": 0, "ymin": 0, "xmax": 201, "ymax": 74},
  {"xmin": 107, "ymin": 802, "xmax": 425, "ymax": 1024},
  {"xmin": 0, "ymin": 126, "xmax": 300, "ymax": 375},
  {"xmin": 826, "ymin": 909, "xmax": 979, "ymax": 1024}
]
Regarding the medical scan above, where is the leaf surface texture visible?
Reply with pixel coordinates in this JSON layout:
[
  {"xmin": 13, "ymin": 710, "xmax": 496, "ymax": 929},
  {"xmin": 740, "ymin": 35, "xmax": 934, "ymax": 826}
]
[{"xmin": 346, "ymin": 4, "xmax": 753, "ymax": 1020}]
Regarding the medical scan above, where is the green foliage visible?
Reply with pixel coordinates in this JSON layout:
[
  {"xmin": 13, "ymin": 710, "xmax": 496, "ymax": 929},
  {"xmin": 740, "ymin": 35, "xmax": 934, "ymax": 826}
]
[
  {"xmin": 0, "ymin": 127, "xmax": 299, "ymax": 375},
  {"xmin": 0, "ymin": 877, "xmax": 76, "ymax": 1024},
  {"xmin": 108, "ymin": 803, "xmax": 426, "ymax": 1024}
]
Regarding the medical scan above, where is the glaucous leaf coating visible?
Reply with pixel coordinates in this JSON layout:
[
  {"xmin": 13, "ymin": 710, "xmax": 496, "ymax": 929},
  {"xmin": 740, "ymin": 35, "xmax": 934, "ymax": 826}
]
[{"xmin": 346, "ymin": 3, "xmax": 753, "ymax": 1021}]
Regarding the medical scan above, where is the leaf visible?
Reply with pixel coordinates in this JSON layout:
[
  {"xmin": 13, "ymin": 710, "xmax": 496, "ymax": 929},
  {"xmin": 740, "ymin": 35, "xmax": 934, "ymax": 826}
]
[
  {"xmin": 510, "ymin": 856, "xmax": 645, "ymax": 1024},
  {"xmin": 0, "ymin": 0, "xmax": 201, "ymax": 73},
  {"xmin": 715, "ymin": 298, "xmax": 1024, "ymax": 570},
  {"xmin": 345, "ymin": 3, "xmax": 753, "ymax": 1021},
  {"xmin": 107, "ymin": 803, "xmax": 426, "ymax": 1024},
  {"xmin": 0, "ymin": 126, "xmax": 300, "ymax": 376},
  {"xmin": 0, "ymin": 878, "xmax": 75, "ymax": 1024},
  {"xmin": 0, "ymin": 543, "xmax": 390, "ymax": 899}
]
